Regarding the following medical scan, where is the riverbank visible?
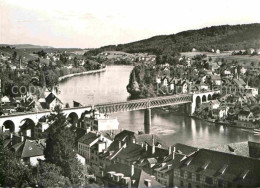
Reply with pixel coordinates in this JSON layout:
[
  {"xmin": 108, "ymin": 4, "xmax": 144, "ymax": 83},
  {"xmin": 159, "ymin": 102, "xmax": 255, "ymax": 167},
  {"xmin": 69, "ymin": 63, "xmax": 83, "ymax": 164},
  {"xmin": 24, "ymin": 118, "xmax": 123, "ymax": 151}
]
[{"xmin": 58, "ymin": 67, "xmax": 106, "ymax": 82}]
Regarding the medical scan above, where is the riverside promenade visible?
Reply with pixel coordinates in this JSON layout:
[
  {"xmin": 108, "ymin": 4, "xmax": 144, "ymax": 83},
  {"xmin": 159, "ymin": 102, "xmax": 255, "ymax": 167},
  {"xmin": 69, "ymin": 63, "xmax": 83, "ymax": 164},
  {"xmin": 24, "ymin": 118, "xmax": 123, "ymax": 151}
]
[{"xmin": 58, "ymin": 67, "xmax": 107, "ymax": 81}]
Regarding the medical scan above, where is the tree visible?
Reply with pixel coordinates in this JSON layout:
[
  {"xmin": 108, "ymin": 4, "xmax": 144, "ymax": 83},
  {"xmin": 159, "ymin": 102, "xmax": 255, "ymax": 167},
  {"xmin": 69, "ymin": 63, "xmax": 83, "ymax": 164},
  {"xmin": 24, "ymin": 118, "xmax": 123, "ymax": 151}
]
[
  {"xmin": 36, "ymin": 161, "xmax": 69, "ymax": 187},
  {"xmin": 0, "ymin": 133, "xmax": 35, "ymax": 187},
  {"xmin": 44, "ymin": 106, "xmax": 85, "ymax": 186}
]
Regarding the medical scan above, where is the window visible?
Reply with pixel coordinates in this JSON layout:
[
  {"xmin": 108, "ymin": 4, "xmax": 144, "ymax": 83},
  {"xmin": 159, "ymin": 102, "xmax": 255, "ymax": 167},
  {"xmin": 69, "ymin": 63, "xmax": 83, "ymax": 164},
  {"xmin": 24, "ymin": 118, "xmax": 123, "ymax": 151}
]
[
  {"xmin": 180, "ymin": 170, "xmax": 184, "ymax": 177},
  {"xmin": 180, "ymin": 181, "xmax": 184, "ymax": 187},
  {"xmin": 218, "ymin": 179, "xmax": 224, "ymax": 187},
  {"xmin": 205, "ymin": 177, "xmax": 213, "ymax": 185},
  {"xmin": 187, "ymin": 171, "xmax": 192, "ymax": 179},
  {"xmin": 188, "ymin": 183, "xmax": 192, "ymax": 188},
  {"xmin": 196, "ymin": 174, "xmax": 200, "ymax": 182}
]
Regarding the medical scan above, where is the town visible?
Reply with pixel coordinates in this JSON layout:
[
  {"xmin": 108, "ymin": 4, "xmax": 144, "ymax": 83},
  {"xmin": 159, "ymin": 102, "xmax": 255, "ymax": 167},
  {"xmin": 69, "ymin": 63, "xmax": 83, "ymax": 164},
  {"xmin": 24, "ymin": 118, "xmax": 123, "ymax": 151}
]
[
  {"xmin": 1, "ymin": 1, "xmax": 260, "ymax": 187},
  {"xmin": 1, "ymin": 43, "xmax": 260, "ymax": 187}
]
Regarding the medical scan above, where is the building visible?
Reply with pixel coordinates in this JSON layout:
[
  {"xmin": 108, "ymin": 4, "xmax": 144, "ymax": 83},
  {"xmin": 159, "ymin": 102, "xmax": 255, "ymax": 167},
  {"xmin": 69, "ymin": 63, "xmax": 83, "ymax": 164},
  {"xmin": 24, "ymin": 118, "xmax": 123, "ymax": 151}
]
[
  {"xmin": 173, "ymin": 149, "xmax": 260, "ymax": 188},
  {"xmin": 244, "ymin": 86, "xmax": 259, "ymax": 97},
  {"xmin": 211, "ymin": 74, "xmax": 222, "ymax": 85},
  {"xmin": 77, "ymin": 131, "xmax": 113, "ymax": 165},
  {"xmin": 238, "ymin": 111, "xmax": 254, "ymax": 122},
  {"xmin": 45, "ymin": 92, "xmax": 63, "ymax": 110},
  {"xmin": 212, "ymin": 108, "xmax": 226, "ymax": 119},
  {"xmin": 103, "ymin": 163, "xmax": 163, "ymax": 188},
  {"xmin": 209, "ymin": 100, "xmax": 220, "ymax": 109},
  {"xmin": 153, "ymin": 144, "xmax": 198, "ymax": 187},
  {"xmin": 4, "ymin": 134, "xmax": 45, "ymax": 166},
  {"xmin": 83, "ymin": 110, "xmax": 119, "ymax": 131}
]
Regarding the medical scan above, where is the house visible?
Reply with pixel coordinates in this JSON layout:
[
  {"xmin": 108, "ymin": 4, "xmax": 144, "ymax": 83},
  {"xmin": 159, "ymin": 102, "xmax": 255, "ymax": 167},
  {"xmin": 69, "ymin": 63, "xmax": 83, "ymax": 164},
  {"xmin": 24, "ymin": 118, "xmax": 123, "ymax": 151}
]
[
  {"xmin": 244, "ymin": 85, "xmax": 259, "ymax": 97},
  {"xmin": 233, "ymin": 78, "xmax": 246, "ymax": 88},
  {"xmin": 222, "ymin": 70, "xmax": 233, "ymax": 78},
  {"xmin": 1, "ymin": 96, "xmax": 10, "ymax": 105},
  {"xmin": 153, "ymin": 144, "xmax": 198, "ymax": 187},
  {"xmin": 4, "ymin": 134, "xmax": 45, "ymax": 166},
  {"xmin": 209, "ymin": 100, "xmax": 220, "ymax": 109},
  {"xmin": 240, "ymin": 66, "xmax": 247, "ymax": 74},
  {"xmin": 114, "ymin": 130, "xmax": 167, "ymax": 149},
  {"xmin": 82, "ymin": 109, "xmax": 119, "ymax": 131},
  {"xmin": 211, "ymin": 74, "xmax": 222, "ymax": 85},
  {"xmin": 176, "ymin": 80, "xmax": 189, "ymax": 94},
  {"xmin": 173, "ymin": 149, "xmax": 260, "ymax": 188},
  {"xmin": 238, "ymin": 110, "xmax": 254, "ymax": 122},
  {"xmin": 161, "ymin": 76, "xmax": 169, "ymax": 87},
  {"xmin": 153, "ymin": 151, "xmax": 186, "ymax": 186},
  {"xmin": 77, "ymin": 131, "xmax": 113, "ymax": 165},
  {"xmin": 45, "ymin": 92, "xmax": 63, "ymax": 110},
  {"xmin": 247, "ymin": 48, "xmax": 255, "ymax": 55},
  {"xmin": 103, "ymin": 163, "xmax": 163, "ymax": 188},
  {"xmin": 212, "ymin": 108, "xmax": 226, "ymax": 119}
]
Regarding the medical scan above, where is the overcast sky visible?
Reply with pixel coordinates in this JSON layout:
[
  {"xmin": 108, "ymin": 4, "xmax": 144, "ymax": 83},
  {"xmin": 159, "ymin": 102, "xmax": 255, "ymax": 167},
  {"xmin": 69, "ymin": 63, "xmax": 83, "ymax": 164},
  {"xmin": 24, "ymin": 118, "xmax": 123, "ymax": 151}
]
[{"xmin": 0, "ymin": 0, "xmax": 259, "ymax": 48}]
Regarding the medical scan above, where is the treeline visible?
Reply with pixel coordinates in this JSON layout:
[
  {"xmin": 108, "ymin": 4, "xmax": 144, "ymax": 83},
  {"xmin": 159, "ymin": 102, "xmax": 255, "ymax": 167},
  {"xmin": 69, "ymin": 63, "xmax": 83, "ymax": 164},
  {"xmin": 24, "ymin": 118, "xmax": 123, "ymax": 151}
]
[
  {"xmin": 85, "ymin": 23, "xmax": 260, "ymax": 56},
  {"xmin": 0, "ymin": 57, "xmax": 101, "ymax": 98}
]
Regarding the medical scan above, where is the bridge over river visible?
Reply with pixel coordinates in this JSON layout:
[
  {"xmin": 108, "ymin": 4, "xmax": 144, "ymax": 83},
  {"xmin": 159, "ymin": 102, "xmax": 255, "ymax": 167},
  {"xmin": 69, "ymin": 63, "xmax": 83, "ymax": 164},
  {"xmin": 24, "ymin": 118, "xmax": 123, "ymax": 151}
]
[{"xmin": 0, "ymin": 91, "xmax": 219, "ymax": 134}]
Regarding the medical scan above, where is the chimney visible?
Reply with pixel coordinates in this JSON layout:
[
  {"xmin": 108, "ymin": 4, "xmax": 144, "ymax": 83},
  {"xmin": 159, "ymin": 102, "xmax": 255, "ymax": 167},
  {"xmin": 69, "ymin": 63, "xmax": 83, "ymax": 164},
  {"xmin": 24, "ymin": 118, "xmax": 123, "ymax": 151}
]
[
  {"xmin": 132, "ymin": 138, "xmax": 136, "ymax": 144},
  {"xmin": 172, "ymin": 152, "xmax": 175, "ymax": 160},
  {"xmin": 10, "ymin": 133, "xmax": 13, "ymax": 139},
  {"xmin": 152, "ymin": 135, "xmax": 155, "ymax": 154},
  {"xmin": 119, "ymin": 141, "xmax": 121, "ymax": 149},
  {"xmin": 173, "ymin": 146, "xmax": 176, "ymax": 153},
  {"xmin": 145, "ymin": 143, "xmax": 148, "ymax": 151},
  {"xmin": 168, "ymin": 146, "xmax": 172, "ymax": 155},
  {"xmin": 144, "ymin": 179, "xmax": 151, "ymax": 187},
  {"xmin": 152, "ymin": 145, "xmax": 155, "ymax": 154},
  {"xmin": 141, "ymin": 142, "xmax": 144, "ymax": 148},
  {"xmin": 21, "ymin": 136, "xmax": 24, "ymax": 142},
  {"xmin": 131, "ymin": 164, "xmax": 134, "ymax": 176}
]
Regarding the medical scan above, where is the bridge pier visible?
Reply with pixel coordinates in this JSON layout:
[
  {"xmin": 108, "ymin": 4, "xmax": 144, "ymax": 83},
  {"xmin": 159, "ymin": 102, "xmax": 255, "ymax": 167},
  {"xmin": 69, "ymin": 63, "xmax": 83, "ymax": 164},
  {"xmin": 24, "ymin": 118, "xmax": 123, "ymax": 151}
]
[{"xmin": 144, "ymin": 108, "xmax": 151, "ymax": 134}]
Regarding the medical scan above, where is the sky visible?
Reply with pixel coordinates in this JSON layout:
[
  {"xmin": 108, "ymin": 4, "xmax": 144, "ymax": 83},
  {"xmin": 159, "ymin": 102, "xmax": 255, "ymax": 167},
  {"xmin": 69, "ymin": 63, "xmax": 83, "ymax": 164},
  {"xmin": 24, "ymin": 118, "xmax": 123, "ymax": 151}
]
[{"xmin": 0, "ymin": 0, "xmax": 260, "ymax": 48}]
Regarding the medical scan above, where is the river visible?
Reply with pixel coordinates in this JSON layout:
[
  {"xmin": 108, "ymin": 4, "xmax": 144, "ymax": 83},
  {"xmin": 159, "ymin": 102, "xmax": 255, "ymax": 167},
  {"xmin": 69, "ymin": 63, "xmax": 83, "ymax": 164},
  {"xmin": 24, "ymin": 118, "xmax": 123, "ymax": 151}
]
[{"xmin": 58, "ymin": 65, "xmax": 260, "ymax": 147}]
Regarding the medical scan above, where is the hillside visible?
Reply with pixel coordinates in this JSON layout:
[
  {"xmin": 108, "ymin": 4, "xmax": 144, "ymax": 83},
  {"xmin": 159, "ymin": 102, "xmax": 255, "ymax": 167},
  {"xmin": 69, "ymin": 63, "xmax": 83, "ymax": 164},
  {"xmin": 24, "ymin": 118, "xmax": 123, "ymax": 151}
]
[
  {"xmin": 0, "ymin": 44, "xmax": 53, "ymax": 49},
  {"xmin": 85, "ymin": 23, "xmax": 260, "ymax": 56}
]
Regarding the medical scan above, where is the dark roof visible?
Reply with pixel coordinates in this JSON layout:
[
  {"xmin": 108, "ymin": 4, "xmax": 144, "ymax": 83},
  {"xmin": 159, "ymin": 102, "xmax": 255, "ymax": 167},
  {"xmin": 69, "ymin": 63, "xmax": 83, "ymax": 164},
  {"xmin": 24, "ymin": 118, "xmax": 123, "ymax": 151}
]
[
  {"xmin": 3, "ymin": 135, "xmax": 22, "ymax": 148},
  {"xmin": 135, "ymin": 134, "xmax": 168, "ymax": 149},
  {"xmin": 45, "ymin": 92, "xmax": 63, "ymax": 104},
  {"xmin": 209, "ymin": 142, "xmax": 249, "ymax": 157},
  {"xmin": 179, "ymin": 149, "xmax": 260, "ymax": 187},
  {"xmin": 233, "ymin": 79, "xmax": 246, "ymax": 86},
  {"xmin": 154, "ymin": 152, "xmax": 186, "ymax": 173},
  {"xmin": 78, "ymin": 132, "xmax": 99, "ymax": 145},
  {"xmin": 20, "ymin": 139, "xmax": 45, "ymax": 158},
  {"xmin": 104, "ymin": 163, "xmax": 163, "ymax": 187},
  {"xmin": 238, "ymin": 110, "xmax": 251, "ymax": 116},
  {"xmin": 171, "ymin": 143, "xmax": 198, "ymax": 156},
  {"xmin": 114, "ymin": 130, "xmax": 135, "ymax": 141},
  {"xmin": 74, "ymin": 128, "xmax": 87, "ymax": 142}
]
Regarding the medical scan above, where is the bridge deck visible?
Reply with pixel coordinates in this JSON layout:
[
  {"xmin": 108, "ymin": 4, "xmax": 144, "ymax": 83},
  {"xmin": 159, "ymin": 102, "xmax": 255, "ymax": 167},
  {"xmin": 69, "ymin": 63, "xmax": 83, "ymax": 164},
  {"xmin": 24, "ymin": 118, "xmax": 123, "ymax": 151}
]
[{"xmin": 0, "ymin": 94, "xmax": 192, "ymax": 118}]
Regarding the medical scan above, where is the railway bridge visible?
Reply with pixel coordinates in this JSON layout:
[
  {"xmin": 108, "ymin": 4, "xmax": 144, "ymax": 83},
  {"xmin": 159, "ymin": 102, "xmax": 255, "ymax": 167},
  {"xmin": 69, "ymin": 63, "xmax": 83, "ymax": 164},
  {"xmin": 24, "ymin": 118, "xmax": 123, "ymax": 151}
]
[{"xmin": 0, "ymin": 90, "xmax": 219, "ymax": 134}]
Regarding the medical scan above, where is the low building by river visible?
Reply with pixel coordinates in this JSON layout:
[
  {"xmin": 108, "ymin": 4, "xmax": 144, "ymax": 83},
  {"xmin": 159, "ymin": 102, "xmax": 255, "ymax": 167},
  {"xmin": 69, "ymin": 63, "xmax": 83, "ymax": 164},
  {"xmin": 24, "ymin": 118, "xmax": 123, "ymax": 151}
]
[{"xmin": 82, "ymin": 109, "xmax": 119, "ymax": 131}]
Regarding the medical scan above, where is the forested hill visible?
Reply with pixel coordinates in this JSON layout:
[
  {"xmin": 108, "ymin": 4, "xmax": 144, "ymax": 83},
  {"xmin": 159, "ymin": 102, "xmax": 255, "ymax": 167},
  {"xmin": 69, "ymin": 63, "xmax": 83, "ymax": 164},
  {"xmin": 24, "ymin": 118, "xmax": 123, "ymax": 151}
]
[{"xmin": 86, "ymin": 23, "xmax": 260, "ymax": 56}]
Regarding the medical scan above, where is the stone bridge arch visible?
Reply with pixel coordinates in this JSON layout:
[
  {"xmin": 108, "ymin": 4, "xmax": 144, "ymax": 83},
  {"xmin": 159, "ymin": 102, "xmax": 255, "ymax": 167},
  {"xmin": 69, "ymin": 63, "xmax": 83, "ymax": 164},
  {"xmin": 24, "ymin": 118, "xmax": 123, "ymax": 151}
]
[
  {"xmin": 68, "ymin": 112, "xmax": 79, "ymax": 127},
  {"xmin": 2, "ymin": 120, "xmax": 15, "ymax": 133},
  {"xmin": 202, "ymin": 95, "xmax": 207, "ymax": 103},
  {"xmin": 20, "ymin": 118, "xmax": 35, "ymax": 137}
]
